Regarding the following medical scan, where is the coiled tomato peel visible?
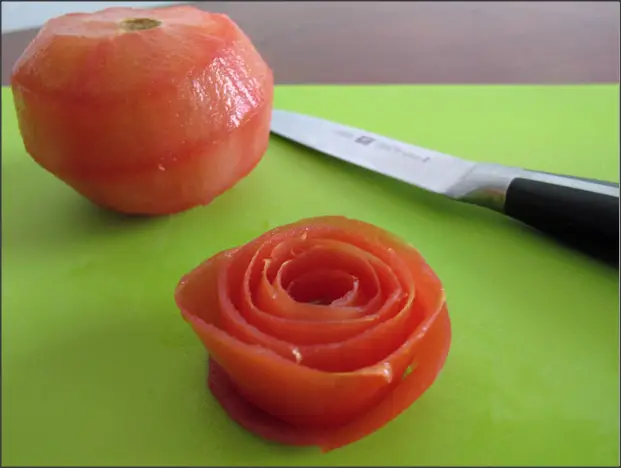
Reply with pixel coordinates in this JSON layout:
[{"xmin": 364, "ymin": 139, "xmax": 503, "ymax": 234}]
[{"xmin": 176, "ymin": 216, "xmax": 451, "ymax": 451}]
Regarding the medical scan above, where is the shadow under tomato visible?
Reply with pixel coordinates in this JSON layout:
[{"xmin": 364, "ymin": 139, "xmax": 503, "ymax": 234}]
[{"xmin": 1, "ymin": 158, "xmax": 169, "ymax": 254}]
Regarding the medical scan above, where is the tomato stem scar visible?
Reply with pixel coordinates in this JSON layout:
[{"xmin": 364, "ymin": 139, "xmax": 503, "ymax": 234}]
[{"xmin": 120, "ymin": 18, "xmax": 162, "ymax": 31}]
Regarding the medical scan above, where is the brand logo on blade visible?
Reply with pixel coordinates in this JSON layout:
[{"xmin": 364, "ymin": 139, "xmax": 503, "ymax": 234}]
[
  {"xmin": 334, "ymin": 130, "xmax": 430, "ymax": 163},
  {"xmin": 354, "ymin": 135, "xmax": 375, "ymax": 146}
]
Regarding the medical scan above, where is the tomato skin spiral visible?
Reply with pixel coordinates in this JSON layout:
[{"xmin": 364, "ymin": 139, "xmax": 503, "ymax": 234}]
[{"xmin": 176, "ymin": 216, "xmax": 452, "ymax": 451}]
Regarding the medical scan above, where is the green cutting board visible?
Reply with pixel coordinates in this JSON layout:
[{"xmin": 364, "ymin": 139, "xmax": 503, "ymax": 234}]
[{"xmin": 2, "ymin": 85, "xmax": 619, "ymax": 467}]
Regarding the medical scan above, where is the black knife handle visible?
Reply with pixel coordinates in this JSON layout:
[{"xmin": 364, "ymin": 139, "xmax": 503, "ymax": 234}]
[
  {"xmin": 533, "ymin": 170, "xmax": 620, "ymax": 188},
  {"xmin": 504, "ymin": 178, "xmax": 619, "ymax": 265}
]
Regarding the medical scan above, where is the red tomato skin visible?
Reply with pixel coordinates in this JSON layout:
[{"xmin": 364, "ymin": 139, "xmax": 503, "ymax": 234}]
[
  {"xmin": 175, "ymin": 216, "xmax": 452, "ymax": 451},
  {"xmin": 11, "ymin": 6, "xmax": 274, "ymax": 215}
]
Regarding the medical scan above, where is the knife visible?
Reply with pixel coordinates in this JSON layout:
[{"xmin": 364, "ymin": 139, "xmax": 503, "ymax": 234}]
[{"xmin": 270, "ymin": 109, "xmax": 620, "ymax": 265}]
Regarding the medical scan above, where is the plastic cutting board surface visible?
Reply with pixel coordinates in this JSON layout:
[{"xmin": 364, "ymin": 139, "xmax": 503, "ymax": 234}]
[{"xmin": 2, "ymin": 85, "xmax": 619, "ymax": 466}]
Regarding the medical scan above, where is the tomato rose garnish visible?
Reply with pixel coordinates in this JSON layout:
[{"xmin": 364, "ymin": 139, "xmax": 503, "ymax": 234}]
[
  {"xmin": 175, "ymin": 216, "xmax": 451, "ymax": 451},
  {"xmin": 11, "ymin": 6, "xmax": 273, "ymax": 215}
]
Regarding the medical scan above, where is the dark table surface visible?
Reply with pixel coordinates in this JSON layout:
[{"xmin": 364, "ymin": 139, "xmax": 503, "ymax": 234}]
[{"xmin": 2, "ymin": 1, "xmax": 619, "ymax": 85}]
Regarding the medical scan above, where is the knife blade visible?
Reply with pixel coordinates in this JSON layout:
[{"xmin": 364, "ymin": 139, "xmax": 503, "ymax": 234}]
[{"xmin": 270, "ymin": 109, "xmax": 619, "ymax": 265}]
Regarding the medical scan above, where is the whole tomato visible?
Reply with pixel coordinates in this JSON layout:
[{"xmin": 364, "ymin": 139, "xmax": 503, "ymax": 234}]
[{"xmin": 11, "ymin": 6, "xmax": 274, "ymax": 215}]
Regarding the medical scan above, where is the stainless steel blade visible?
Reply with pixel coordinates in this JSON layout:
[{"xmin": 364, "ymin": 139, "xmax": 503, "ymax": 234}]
[
  {"xmin": 270, "ymin": 109, "xmax": 619, "ymax": 263},
  {"xmin": 270, "ymin": 110, "xmax": 619, "ymax": 208},
  {"xmin": 270, "ymin": 109, "xmax": 476, "ymax": 196}
]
